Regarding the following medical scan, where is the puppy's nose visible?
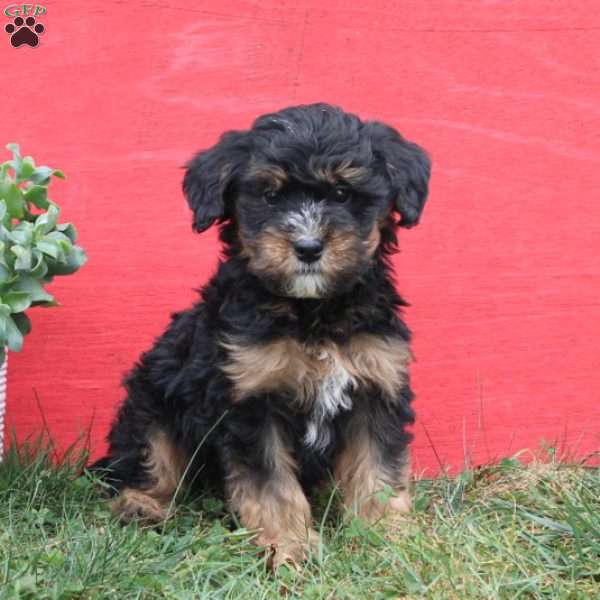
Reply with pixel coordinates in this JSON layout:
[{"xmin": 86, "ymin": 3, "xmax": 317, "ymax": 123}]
[{"xmin": 294, "ymin": 238, "xmax": 324, "ymax": 263}]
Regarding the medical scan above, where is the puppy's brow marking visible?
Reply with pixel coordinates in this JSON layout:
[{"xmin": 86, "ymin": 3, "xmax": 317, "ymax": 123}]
[
  {"xmin": 311, "ymin": 160, "xmax": 370, "ymax": 185},
  {"xmin": 247, "ymin": 164, "xmax": 288, "ymax": 189}
]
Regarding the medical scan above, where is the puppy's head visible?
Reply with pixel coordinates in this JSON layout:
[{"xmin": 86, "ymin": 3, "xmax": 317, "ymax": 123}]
[{"xmin": 183, "ymin": 103, "xmax": 430, "ymax": 298}]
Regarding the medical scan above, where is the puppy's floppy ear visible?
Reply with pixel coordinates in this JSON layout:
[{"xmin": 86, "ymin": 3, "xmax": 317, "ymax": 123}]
[
  {"xmin": 365, "ymin": 121, "xmax": 431, "ymax": 228},
  {"xmin": 183, "ymin": 131, "xmax": 250, "ymax": 232}
]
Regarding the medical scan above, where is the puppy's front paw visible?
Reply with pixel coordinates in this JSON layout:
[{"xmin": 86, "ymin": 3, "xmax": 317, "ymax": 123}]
[
  {"xmin": 258, "ymin": 529, "xmax": 318, "ymax": 571},
  {"xmin": 348, "ymin": 488, "xmax": 412, "ymax": 525},
  {"xmin": 381, "ymin": 490, "xmax": 412, "ymax": 533},
  {"xmin": 112, "ymin": 488, "xmax": 170, "ymax": 524},
  {"xmin": 387, "ymin": 489, "xmax": 411, "ymax": 514}
]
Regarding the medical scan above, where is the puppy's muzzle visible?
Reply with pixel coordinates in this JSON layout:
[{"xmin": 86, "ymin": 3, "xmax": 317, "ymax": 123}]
[{"xmin": 293, "ymin": 238, "xmax": 324, "ymax": 264}]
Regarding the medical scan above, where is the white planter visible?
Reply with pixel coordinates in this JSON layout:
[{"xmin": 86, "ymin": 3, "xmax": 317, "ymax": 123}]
[{"xmin": 0, "ymin": 353, "xmax": 6, "ymax": 461}]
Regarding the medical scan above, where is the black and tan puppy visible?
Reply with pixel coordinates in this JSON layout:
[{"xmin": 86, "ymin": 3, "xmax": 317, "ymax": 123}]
[{"xmin": 94, "ymin": 103, "xmax": 431, "ymax": 567}]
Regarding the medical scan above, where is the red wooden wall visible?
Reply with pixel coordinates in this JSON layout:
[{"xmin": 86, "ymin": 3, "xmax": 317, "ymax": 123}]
[{"xmin": 2, "ymin": 0, "xmax": 599, "ymax": 474}]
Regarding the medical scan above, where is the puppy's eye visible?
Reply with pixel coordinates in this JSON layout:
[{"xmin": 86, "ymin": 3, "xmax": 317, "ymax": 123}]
[
  {"xmin": 330, "ymin": 186, "xmax": 351, "ymax": 203},
  {"xmin": 263, "ymin": 190, "xmax": 279, "ymax": 205}
]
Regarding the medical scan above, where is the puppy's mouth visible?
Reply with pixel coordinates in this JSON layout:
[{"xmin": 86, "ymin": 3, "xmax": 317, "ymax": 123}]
[
  {"xmin": 286, "ymin": 263, "xmax": 328, "ymax": 299},
  {"xmin": 296, "ymin": 262, "xmax": 322, "ymax": 275}
]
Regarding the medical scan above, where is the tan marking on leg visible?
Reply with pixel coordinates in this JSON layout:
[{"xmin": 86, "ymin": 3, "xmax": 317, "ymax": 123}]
[
  {"xmin": 226, "ymin": 427, "xmax": 316, "ymax": 569},
  {"xmin": 335, "ymin": 418, "xmax": 411, "ymax": 523},
  {"xmin": 112, "ymin": 431, "xmax": 187, "ymax": 524}
]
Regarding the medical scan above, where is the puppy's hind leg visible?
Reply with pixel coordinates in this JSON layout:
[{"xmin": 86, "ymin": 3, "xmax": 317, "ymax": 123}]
[{"xmin": 110, "ymin": 429, "xmax": 188, "ymax": 525}]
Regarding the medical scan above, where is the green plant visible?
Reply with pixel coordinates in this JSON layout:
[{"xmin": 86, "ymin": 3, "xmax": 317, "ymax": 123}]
[{"xmin": 0, "ymin": 143, "xmax": 87, "ymax": 364}]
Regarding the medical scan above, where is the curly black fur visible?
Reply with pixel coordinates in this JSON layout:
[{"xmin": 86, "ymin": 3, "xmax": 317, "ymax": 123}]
[{"xmin": 92, "ymin": 103, "xmax": 430, "ymax": 560}]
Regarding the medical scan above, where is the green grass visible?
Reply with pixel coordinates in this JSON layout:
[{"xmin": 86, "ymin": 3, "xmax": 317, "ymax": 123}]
[{"xmin": 0, "ymin": 441, "xmax": 598, "ymax": 599}]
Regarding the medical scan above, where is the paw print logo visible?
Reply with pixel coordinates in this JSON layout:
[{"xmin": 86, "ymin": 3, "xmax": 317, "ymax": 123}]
[{"xmin": 5, "ymin": 16, "xmax": 45, "ymax": 47}]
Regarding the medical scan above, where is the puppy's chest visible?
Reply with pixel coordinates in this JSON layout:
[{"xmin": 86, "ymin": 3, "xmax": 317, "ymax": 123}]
[
  {"xmin": 221, "ymin": 334, "xmax": 411, "ymax": 449},
  {"xmin": 292, "ymin": 346, "xmax": 355, "ymax": 450}
]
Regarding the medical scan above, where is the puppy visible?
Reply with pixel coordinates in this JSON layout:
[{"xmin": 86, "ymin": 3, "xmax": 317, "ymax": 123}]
[{"xmin": 94, "ymin": 103, "xmax": 430, "ymax": 568}]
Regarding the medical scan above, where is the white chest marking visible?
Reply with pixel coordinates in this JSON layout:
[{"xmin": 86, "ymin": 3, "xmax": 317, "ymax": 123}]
[{"xmin": 303, "ymin": 350, "xmax": 355, "ymax": 451}]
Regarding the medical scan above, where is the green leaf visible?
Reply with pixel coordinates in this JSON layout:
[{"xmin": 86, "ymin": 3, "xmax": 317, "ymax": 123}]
[
  {"xmin": 12, "ymin": 245, "xmax": 32, "ymax": 271},
  {"xmin": 56, "ymin": 223, "xmax": 77, "ymax": 242},
  {"xmin": 0, "ymin": 263, "xmax": 11, "ymax": 284},
  {"xmin": 5, "ymin": 313, "xmax": 24, "ymax": 351},
  {"xmin": 0, "ymin": 225, "xmax": 11, "ymax": 243},
  {"xmin": 44, "ymin": 232, "xmax": 72, "ymax": 258},
  {"xmin": 44, "ymin": 230, "xmax": 70, "ymax": 244},
  {"xmin": 0, "ymin": 307, "xmax": 17, "ymax": 351},
  {"xmin": 12, "ymin": 312, "xmax": 31, "ymax": 335},
  {"xmin": 34, "ymin": 204, "xmax": 59, "ymax": 235},
  {"xmin": 0, "ymin": 182, "xmax": 25, "ymax": 219},
  {"xmin": 36, "ymin": 240, "xmax": 60, "ymax": 260},
  {"xmin": 6, "ymin": 143, "xmax": 21, "ymax": 160},
  {"xmin": 28, "ymin": 249, "xmax": 48, "ymax": 279},
  {"xmin": 18, "ymin": 156, "xmax": 36, "ymax": 181},
  {"xmin": 12, "ymin": 276, "xmax": 54, "ymax": 303},
  {"xmin": 9, "ymin": 224, "xmax": 33, "ymax": 246},
  {"xmin": 6, "ymin": 144, "xmax": 22, "ymax": 175},
  {"xmin": 29, "ymin": 166, "xmax": 53, "ymax": 185},
  {"xmin": 46, "ymin": 245, "xmax": 87, "ymax": 275},
  {"xmin": 23, "ymin": 185, "xmax": 49, "ymax": 210},
  {"xmin": 52, "ymin": 169, "xmax": 66, "ymax": 179},
  {"xmin": 3, "ymin": 291, "xmax": 32, "ymax": 313},
  {"xmin": 0, "ymin": 200, "xmax": 6, "ymax": 221},
  {"xmin": 73, "ymin": 245, "xmax": 88, "ymax": 268}
]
